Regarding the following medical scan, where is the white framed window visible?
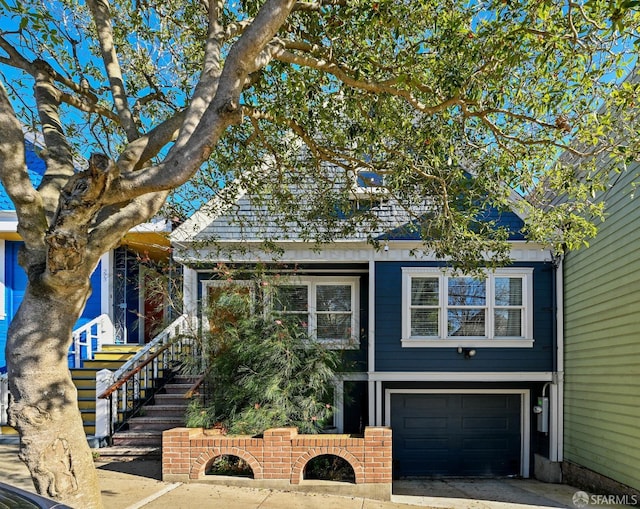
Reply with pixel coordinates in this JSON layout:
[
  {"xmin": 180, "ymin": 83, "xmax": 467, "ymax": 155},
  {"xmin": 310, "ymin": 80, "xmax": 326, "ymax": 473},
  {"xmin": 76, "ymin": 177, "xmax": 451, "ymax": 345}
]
[
  {"xmin": 201, "ymin": 279, "xmax": 255, "ymax": 335},
  {"xmin": 401, "ymin": 267, "xmax": 534, "ymax": 348},
  {"xmin": 272, "ymin": 276, "xmax": 360, "ymax": 349}
]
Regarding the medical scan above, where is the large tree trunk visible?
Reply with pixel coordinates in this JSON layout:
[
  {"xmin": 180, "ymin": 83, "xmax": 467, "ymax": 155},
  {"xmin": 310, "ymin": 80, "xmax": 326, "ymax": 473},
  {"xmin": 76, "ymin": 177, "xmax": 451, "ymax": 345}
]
[{"xmin": 6, "ymin": 270, "xmax": 103, "ymax": 509}]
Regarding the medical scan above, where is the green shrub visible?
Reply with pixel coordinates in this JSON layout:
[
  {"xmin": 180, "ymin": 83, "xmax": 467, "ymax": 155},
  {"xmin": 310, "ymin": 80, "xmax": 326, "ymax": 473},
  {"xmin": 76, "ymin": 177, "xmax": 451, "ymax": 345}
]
[
  {"xmin": 206, "ymin": 455, "xmax": 253, "ymax": 477},
  {"xmin": 184, "ymin": 278, "xmax": 340, "ymax": 435}
]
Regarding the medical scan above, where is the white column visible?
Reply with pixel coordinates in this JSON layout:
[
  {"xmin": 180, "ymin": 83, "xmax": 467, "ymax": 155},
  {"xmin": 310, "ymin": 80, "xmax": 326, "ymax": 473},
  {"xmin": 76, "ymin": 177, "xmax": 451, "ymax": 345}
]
[
  {"xmin": 182, "ymin": 267, "xmax": 199, "ymax": 317},
  {"xmin": 95, "ymin": 369, "xmax": 114, "ymax": 439},
  {"xmin": 100, "ymin": 251, "xmax": 114, "ymax": 319}
]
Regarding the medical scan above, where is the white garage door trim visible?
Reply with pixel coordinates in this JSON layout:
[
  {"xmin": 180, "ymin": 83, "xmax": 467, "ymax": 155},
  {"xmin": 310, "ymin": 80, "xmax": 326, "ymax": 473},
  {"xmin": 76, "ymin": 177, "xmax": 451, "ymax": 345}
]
[{"xmin": 385, "ymin": 388, "xmax": 530, "ymax": 478}]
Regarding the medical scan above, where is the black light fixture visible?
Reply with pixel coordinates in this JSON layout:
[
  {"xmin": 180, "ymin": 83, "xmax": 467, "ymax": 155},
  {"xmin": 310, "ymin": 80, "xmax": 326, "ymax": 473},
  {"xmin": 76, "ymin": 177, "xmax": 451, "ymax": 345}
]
[{"xmin": 457, "ymin": 346, "xmax": 476, "ymax": 359}]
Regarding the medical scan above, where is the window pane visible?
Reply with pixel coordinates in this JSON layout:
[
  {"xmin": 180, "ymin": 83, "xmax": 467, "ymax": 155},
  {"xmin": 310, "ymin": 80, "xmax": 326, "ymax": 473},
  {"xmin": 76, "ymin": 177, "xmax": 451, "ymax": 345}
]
[
  {"xmin": 274, "ymin": 285, "xmax": 307, "ymax": 312},
  {"xmin": 206, "ymin": 285, "xmax": 252, "ymax": 335},
  {"xmin": 495, "ymin": 278, "xmax": 523, "ymax": 306},
  {"xmin": 448, "ymin": 278, "xmax": 486, "ymax": 306},
  {"xmin": 411, "ymin": 278, "xmax": 439, "ymax": 305},
  {"xmin": 317, "ymin": 314, "xmax": 352, "ymax": 340},
  {"xmin": 495, "ymin": 309, "xmax": 522, "ymax": 336},
  {"xmin": 411, "ymin": 309, "xmax": 439, "ymax": 336},
  {"xmin": 448, "ymin": 309, "xmax": 485, "ymax": 336},
  {"xmin": 317, "ymin": 285, "xmax": 351, "ymax": 312}
]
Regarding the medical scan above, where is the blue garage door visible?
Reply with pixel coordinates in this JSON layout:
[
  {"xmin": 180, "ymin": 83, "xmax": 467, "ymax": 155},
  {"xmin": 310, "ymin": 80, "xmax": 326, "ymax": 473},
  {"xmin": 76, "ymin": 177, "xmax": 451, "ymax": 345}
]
[{"xmin": 391, "ymin": 393, "xmax": 521, "ymax": 478}]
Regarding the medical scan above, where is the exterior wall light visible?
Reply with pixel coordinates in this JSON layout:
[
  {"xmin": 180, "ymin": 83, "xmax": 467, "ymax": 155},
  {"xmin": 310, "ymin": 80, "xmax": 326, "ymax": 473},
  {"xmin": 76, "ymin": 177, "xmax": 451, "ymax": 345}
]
[{"xmin": 457, "ymin": 346, "xmax": 477, "ymax": 359}]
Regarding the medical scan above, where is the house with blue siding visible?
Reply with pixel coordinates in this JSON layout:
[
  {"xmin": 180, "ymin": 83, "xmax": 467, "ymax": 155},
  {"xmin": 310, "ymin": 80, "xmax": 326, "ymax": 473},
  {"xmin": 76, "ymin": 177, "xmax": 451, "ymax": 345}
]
[
  {"xmin": 0, "ymin": 137, "xmax": 175, "ymax": 371},
  {"xmin": 171, "ymin": 181, "xmax": 563, "ymax": 479}
]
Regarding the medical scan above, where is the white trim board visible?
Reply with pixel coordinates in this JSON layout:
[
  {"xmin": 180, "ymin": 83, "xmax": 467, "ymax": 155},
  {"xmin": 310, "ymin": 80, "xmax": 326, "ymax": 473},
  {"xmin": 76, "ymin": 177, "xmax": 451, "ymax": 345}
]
[
  {"xmin": 369, "ymin": 371, "xmax": 553, "ymax": 382},
  {"xmin": 384, "ymin": 388, "xmax": 531, "ymax": 478},
  {"xmin": 174, "ymin": 242, "xmax": 552, "ymax": 265}
]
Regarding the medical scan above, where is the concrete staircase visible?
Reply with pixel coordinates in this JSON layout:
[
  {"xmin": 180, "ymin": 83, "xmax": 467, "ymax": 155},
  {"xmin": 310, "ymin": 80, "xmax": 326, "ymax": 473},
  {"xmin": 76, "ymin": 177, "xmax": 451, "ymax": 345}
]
[{"xmin": 100, "ymin": 375, "xmax": 195, "ymax": 458}]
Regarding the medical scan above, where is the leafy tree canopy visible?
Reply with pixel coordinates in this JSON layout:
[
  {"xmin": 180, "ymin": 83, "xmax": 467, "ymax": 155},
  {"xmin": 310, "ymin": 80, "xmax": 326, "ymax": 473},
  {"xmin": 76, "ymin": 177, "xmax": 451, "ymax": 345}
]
[{"xmin": 1, "ymin": 0, "xmax": 638, "ymax": 265}]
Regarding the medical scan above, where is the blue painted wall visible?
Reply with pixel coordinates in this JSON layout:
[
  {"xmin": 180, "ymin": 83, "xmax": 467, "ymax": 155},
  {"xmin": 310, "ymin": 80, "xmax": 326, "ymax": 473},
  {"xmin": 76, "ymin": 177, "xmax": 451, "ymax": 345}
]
[
  {"xmin": 0, "ymin": 241, "xmax": 102, "ymax": 369},
  {"xmin": 374, "ymin": 261, "xmax": 555, "ymax": 372}
]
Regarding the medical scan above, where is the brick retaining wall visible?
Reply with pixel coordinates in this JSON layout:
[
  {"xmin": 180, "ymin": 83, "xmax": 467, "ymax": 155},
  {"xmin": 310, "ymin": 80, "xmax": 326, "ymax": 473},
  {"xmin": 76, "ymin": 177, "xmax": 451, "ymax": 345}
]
[{"xmin": 163, "ymin": 426, "xmax": 392, "ymax": 497}]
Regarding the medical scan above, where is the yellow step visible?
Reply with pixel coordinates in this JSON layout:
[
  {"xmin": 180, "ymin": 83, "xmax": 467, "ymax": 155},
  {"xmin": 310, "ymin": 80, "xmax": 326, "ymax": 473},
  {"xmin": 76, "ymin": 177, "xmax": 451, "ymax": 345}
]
[
  {"xmin": 1, "ymin": 425, "xmax": 18, "ymax": 435},
  {"xmin": 80, "ymin": 411, "xmax": 95, "ymax": 424},
  {"xmin": 77, "ymin": 388, "xmax": 96, "ymax": 399},
  {"xmin": 77, "ymin": 399, "xmax": 96, "ymax": 410},
  {"xmin": 93, "ymin": 351, "xmax": 137, "ymax": 361},
  {"xmin": 100, "ymin": 344, "xmax": 144, "ymax": 353},
  {"xmin": 82, "ymin": 360, "xmax": 128, "ymax": 370},
  {"xmin": 71, "ymin": 369, "xmax": 98, "ymax": 389}
]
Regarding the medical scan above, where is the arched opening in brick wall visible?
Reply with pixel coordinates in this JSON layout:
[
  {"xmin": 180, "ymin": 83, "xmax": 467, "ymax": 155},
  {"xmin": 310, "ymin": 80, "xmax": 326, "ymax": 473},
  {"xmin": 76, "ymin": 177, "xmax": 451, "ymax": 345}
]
[
  {"xmin": 205, "ymin": 454, "xmax": 254, "ymax": 478},
  {"xmin": 303, "ymin": 454, "xmax": 356, "ymax": 483},
  {"xmin": 291, "ymin": 448, "xmax": 364, "ymax": 484},
  {"xmin": 191, "ymin": 447, "xmax": 263, "ymax": 480}
]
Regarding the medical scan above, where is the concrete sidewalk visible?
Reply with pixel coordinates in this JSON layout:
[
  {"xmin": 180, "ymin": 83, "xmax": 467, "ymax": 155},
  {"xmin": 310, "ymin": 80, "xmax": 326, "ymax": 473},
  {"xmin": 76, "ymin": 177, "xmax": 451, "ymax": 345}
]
[{"xmin": 0, "ymin": 444, "xmax": 631, "ymax": 509}]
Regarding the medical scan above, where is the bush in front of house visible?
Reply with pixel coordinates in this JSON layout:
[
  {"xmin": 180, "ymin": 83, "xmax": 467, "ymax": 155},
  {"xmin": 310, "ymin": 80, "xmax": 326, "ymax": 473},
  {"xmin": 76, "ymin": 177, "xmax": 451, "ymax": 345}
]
[{"xmin": 184, "ymin": 279, "xmax": 339, "ymax": 435}]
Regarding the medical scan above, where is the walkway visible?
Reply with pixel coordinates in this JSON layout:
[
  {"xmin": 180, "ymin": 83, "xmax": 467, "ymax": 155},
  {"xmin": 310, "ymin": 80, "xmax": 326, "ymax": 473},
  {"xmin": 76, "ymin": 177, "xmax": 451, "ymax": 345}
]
[{"xmin": 0, "ymin": 445, "xmax": 631, "ymax": 509}]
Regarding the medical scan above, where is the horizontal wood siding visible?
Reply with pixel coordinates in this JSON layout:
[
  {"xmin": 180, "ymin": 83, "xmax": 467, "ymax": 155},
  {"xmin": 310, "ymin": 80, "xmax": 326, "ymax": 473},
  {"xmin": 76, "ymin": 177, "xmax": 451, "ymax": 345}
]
[
  {"xmin": 563, "ymin": 161, "xmax": 640, "ymax": 490},
  {"xmin": 375, "ymin": 261, "xmax": 555, "ymax": 372}
]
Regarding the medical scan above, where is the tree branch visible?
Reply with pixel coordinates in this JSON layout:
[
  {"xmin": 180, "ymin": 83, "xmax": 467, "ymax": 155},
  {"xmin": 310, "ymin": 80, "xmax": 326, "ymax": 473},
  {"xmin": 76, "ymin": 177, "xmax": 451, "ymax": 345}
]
[
  {"xmin": 223, "ymin": 0, "xmax": 345, "ymax": 40},
  {"xmin": 106, "ymin": 0, "xmax": 298, "ymax": 199},
  {"xmin": 0, "ymin": 36, "xmax": 117, "ymax": 121},
  {"xmin": 86, "ymin": 0, "xmax": 139, "ymax": 141},
  {"xmin": 87, "ymin": 191, "xmax": 168, "ymax": 255},
  {"xmin": 272, "ymin": 45, "xmax": 463, "ymax": 114},
  {"xmin": 0, "ymin": 83, "xmax": 47, "ymax": 251},
  {"xmin": 169, "ymin": 0, "xmax": 225, "ymax": 155},
  {"xmin": 32, "ymin": 61, "xmax": 77, "ymax": 219},
  {"xmin": 243, "ymin": 105, "xmax": 369, "ymax": 175},
  {"xmin": 464, "ymin": 104, "xmax": 611, "ymax": 158},
  {"xmin": 116, "ymin": 110, "xmax": 187, "ymax": 172},
  {"xmin": 467, "ymin": 107, "xmax": 559, "ymax": 131},
  {"xmin": 0, "ymin": 36, "xmax": 34, "ymax": 73},
  {"xmin": 292, "ymin": 0, "xmax": 346, "ymax": 11}
]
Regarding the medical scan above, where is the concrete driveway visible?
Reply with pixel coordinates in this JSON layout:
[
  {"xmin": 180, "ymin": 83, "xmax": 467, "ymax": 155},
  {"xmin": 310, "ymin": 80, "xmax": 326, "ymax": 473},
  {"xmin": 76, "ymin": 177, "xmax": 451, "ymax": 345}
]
[{"xmin": 392, "ymin": 478, "xmax": 631, "ymax": 509}]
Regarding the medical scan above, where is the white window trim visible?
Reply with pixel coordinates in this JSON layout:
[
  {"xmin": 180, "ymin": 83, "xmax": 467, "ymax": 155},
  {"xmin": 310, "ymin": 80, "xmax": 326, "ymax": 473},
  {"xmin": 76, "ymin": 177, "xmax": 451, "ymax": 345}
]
[
  {"xmin": 273, "ymin": 276, "xmax": 360, "ymax": 350},
  {"xmin": 201, "ymin": 279, "xmax": 255, "ymax": 334},
  {"xmin": 401, "ymin": 267, "xmax": 534, "ymax": 348}
]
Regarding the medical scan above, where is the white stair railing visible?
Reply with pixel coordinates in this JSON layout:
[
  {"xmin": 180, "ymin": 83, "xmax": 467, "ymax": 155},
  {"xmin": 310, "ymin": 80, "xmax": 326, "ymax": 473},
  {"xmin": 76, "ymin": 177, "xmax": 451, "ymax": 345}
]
[
  {"xmin": 69, "ymin": 314, "xmax": 115, "ymax": 368},
  {"xmin": 96, "ymin": 314, "xmax": 198, "ymax": 437}
]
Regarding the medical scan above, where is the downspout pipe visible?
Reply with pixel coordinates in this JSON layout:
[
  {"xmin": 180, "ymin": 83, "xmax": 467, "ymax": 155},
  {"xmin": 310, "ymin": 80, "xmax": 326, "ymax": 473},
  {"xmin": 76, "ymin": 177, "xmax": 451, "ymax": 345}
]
[{"xmin": 551, "ymin": 253, "xmax": 565, "ymax": 462}]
